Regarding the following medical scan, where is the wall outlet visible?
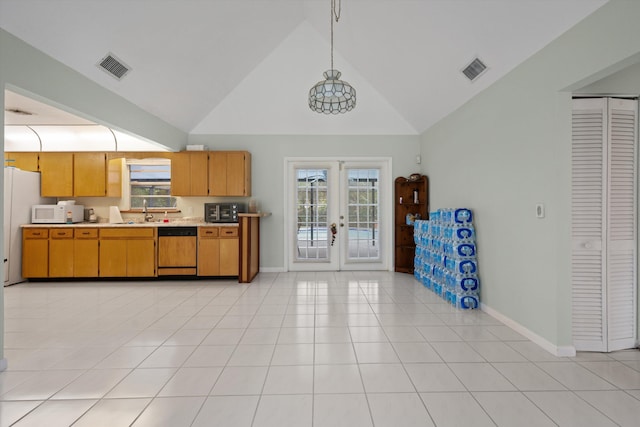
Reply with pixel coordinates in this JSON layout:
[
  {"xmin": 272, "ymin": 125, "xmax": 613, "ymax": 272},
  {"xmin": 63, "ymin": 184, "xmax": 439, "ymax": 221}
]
[
  {"xmin": 536, "ymin": 203, "xmax": 545, "ymax": 218},
  {"xmin": 416, "ymin": 155, "xmax": 421, "ymax": 164}
]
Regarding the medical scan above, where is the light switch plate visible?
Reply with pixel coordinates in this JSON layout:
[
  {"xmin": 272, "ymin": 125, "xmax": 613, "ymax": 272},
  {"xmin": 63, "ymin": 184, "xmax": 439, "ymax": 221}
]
[{"xmin": 536, "ymin": 203, "xmax": 545, "ymax": 218}]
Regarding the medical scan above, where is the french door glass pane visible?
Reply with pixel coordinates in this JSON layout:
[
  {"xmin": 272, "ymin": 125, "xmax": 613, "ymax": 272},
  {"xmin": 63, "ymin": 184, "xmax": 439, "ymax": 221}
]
[
  {"xmin": 347, "ymin": 168, "xmax": 380, "ymax": 260},
  {"xmin": 296, "ymin": 169, "xmax": 329, "ymax": 261}
]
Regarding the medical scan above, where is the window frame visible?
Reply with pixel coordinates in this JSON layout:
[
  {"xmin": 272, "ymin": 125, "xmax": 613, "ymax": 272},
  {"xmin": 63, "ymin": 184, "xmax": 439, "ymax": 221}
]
[{"xmin": 120, "ymin": 158, "xmax": 178, "ymax": 212}]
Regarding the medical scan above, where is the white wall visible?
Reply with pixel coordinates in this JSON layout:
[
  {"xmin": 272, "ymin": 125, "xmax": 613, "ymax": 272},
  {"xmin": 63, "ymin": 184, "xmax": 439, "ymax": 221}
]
[{"xmin": 420, "ymin": 0, "xmax": 640, "ymax": 350}]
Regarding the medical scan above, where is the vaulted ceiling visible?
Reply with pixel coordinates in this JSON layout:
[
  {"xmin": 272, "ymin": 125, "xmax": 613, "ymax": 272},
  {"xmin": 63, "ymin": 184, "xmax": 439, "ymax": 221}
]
[{"xmin": 1, "ymin": 0, "xmax": 608, "ymax": 135}]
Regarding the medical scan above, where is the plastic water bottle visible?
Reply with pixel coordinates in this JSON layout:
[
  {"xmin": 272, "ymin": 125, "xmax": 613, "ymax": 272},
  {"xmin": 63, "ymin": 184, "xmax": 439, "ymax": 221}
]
[
  {"xmin": 455, "ymin": 293, "xmax": 479, "ymax": 310},
  {"xmin": 451, "ymin": 242, "xmax": 476, "ymax": 258},
  {"xmin": 450, "ymin": 274, "xmax": 479, "ymax": 293},
  {"xmin": 453, "ymin": 208, "xmax": 473, "ymax": 224},
  {"xmin": 450, "ymin": 259, "xmax": 477, "ymax": 275},
  {"xmin": 452, "ymin": 224, "xmax": 475, "ymax": 241}
]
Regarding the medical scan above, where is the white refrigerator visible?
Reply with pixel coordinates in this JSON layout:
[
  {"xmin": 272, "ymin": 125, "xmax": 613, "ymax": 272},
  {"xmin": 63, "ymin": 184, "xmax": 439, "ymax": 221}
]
[{"xmin": 4, "ymin": 168, "xmax": 53, "ymax": 285}]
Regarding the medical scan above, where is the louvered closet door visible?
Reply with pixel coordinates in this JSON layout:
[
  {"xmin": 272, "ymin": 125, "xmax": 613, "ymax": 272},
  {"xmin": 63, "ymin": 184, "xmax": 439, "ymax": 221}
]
[
  {"xmin": 606, "ymin": 98, "xmax": 637, "ymax": 351},
  {"xmin": 571, "ymin": 97, "xmax": 637, "ymax": 352},
  {"xmin": 572, "ymin": 98, "xmax": 607, "ymax": 351}
]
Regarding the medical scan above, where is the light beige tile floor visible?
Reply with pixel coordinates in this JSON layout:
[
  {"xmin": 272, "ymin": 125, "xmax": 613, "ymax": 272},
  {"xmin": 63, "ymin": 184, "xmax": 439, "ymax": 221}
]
[{"xmin": 1, "ymin": 271, "xmax": 639, "ymax": 426}]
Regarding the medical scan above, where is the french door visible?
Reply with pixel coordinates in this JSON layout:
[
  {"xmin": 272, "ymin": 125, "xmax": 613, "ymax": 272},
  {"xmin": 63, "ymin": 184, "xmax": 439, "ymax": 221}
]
[{"xmin": 285, "ymin": 158, "xmax": 391, "ymax": 271}]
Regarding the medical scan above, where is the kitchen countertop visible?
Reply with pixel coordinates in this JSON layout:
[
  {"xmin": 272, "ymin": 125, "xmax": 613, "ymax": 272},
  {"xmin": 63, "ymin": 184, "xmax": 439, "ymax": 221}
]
[
  {"xmin": 22, "ymin": 222, "xmax": 238, "ymax": 228},
  {"xmin": 23, "ymin": 213, "xmax": 272, "ymax": 228}
]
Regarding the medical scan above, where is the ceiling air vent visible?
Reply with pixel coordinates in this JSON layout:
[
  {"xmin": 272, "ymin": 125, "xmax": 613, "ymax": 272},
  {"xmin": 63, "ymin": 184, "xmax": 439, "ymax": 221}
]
[
  {"xmin": 97, "ymin": 53, "xmax": 131, "ymax": 80},
  {"xmin": 462, "ymin": 57, "xmax": 487, "ymax": 82},
  {"xmin": 5, "ymin": 108, "xmax": 34, "ymax": 116}
]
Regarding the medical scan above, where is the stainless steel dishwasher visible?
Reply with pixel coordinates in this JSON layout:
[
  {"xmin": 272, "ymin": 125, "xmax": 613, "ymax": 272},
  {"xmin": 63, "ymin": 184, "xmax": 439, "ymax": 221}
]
[{"xmin": 157, "ymin": 227, "xmax": 197, "ymax": 276}]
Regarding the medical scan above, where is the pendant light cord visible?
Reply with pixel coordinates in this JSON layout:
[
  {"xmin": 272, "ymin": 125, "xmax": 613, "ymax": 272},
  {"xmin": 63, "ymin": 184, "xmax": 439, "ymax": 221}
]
[{"xmin": 330, "ymin": 0, "xmax": 341, "ymax": 71}]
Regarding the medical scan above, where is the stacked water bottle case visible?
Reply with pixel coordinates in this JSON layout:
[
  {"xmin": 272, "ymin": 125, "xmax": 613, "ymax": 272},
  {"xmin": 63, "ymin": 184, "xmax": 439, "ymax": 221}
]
[{"xmin": 413, "ymin": 208, "xmax": 480, "ymax": 309}]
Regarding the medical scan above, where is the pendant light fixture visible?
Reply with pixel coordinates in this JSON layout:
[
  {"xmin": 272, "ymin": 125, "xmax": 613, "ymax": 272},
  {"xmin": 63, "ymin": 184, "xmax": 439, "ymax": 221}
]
[{"xmin": 308, "ymin": 0, "xmax": 356, "ymax": 114}]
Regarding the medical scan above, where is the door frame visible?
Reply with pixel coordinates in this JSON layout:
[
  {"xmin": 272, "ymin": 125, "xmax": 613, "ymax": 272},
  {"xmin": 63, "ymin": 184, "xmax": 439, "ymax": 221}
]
[{"xmin": 284, "ymin": 157, "xmax": 393, "ymax": 272}]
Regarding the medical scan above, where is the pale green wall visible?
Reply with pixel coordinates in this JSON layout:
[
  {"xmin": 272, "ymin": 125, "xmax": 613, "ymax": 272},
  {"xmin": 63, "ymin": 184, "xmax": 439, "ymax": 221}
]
[
  {"xmin": 188, "ymin": 135, "xmax": 421, "ymax": 269},
  {"xmin": 575, "ymin": 61, "xmax": 640, "ymax": 95},
  {"xmin": 420, "ymin": 0, "xmax": 640, "ymax": 348},
  {"xmin": 0, "ymin": 28, "xmax": 186, "ymax": 366}
]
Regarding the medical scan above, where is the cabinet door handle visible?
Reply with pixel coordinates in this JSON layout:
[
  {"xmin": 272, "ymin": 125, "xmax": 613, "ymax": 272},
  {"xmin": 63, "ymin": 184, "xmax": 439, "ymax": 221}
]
[{"xmin": 33, "ymin": 232, "xmax": 41, "ymax": 236}]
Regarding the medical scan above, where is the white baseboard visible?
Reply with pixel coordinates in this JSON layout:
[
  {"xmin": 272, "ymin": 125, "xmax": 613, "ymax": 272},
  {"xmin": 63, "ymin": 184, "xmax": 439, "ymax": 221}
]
[
  {"xmin": 0, "ymin": 358, "xmax": 7, "ymax": 372},
  {"xmin": 481, "ymin": 303, "xmax": 576, "ymax": 357},
  {"xmin": 259, "ymin": 267, "xmax": 286, "ymax": 273}
]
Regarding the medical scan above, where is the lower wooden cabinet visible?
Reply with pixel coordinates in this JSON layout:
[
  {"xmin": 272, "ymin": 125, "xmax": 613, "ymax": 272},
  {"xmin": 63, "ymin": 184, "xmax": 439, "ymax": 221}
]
[
  {"xmin": 126, "ymin": 239, "xmax": 156, "ymax": 277},
  {"xmin": 220, "ymin": 230, "xmax": 239, "ymax": 276},
  {"xmin": 99, "ymin": 228, "xmax": 156, "ymax": 277},
  {"xmin": 22, "ymin": 228, "xmax": 49, "ymax": 278},
  {"xmin": 198, "ymin": 227, "xmax": 220, "ymax": 276},
  {"xmin": 198, "ymin": 226, "xmax": 239, "ymax": 276},
  {"xmin": 49, "ymin": 229, "xmax": 74, "ymax": 277},
  {"xmin": 74, "ymin": 228, "xmax": 99, "ymax": 277},
  {"xmin": 22, "ymin": 224, "xmax": 245, "ymax": 280},
  {"xmin": 99, "ymin": 240, "xmax": 127, "ymax": 277}
]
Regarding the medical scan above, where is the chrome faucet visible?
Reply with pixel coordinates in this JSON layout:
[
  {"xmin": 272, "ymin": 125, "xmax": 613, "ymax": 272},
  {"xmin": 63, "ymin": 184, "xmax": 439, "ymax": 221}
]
[{"xmin": 142, "ymin": 199, "xmax": 154, "ymax": 222}]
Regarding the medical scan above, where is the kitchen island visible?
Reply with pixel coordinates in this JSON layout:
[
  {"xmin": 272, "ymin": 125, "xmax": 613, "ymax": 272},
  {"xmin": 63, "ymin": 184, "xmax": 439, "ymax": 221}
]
[{"xmin": 20, "ymin": 220, "xmax": 264, "ymax": 282}]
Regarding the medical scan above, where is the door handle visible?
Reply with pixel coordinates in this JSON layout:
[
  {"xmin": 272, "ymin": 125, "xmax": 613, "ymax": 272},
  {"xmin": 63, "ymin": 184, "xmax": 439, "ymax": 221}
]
[{"xmin": 330, "ymin": 223, "xmax": 337, "ymax": 246}]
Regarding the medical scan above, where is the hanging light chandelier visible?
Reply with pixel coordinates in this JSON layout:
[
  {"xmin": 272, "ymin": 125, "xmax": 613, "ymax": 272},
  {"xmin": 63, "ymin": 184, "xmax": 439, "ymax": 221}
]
[{"xmin": 308, "ymin": 0, "xmax": 356, "ymax": 114}]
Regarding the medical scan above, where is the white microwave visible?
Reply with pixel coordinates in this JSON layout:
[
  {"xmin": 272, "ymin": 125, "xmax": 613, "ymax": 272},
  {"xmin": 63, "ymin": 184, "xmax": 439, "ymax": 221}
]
[{"xmin": 31, "ymin": 204, "xmax": 85, "ymax": 224}]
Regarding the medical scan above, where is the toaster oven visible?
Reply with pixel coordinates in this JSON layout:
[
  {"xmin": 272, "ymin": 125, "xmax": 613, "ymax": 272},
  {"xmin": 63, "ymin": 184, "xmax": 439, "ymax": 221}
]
[{"xmin": 204, "ymin": 203, "xmax": 245, "ymax": 223}]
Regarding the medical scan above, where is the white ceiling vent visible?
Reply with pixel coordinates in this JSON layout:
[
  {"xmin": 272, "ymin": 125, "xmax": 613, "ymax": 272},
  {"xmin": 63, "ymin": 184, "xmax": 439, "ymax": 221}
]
[
  {"xmin": 97, "ymin": 53, "xmax": 131, "ymax": 80},
  {"xmin": 462, "ymin": 57, "xmax": 487, "ymax": 82}
]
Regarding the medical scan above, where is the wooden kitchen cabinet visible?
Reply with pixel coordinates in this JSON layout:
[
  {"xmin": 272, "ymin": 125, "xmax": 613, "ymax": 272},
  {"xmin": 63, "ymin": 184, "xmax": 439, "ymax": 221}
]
[
  {"xmin": 22, "ymin": 228, "xmax": 49, "ymax": 278},
  {"xmin": 49, "ymin": 228, "xmax": 74, "ymax": 277},
  {"xmin": 198, "ymin": 226, "xmax": 238, "ymax": 276},
  {"xmin": 99, "ymin": 240, "xmax": 127, "ymax": 277},
  {"xmin": 25, "ymin": 151, "xmax": 106, "ymax": 197},
  {"xmin": 208, "ymin": 151, "xmax": 251, "ymax": 196},
  {"xmin": 39, "ymin": 152, "xmax": 74, "ymax": 197},
  {"xmin": 5, "ymin": 152, "xmax": 39, "ymax": 171},
  {"xmin": 220, "ymin": 230, "xmax": 239, "ymax": 276},
  {"xmin": 99, "ymin": 228, "xmax": 156, "ymax": 277},
  {"xmin": 74, "ymin": 152, "xmax": 106, "ymax": 196},
  {"xmin": 197, "ymin": 227, "xmax": 220, "ymax": 276},
  {"xmin": 171, "ymin": 151, "xmax": 208, "ymax": 196},
  {"xmin": 74, "ymin": 228, "xmax": 99, "ymax": 277},
  {"xmin": 127, "ymin": 239, "xmax": 156, "ymax": 277}
]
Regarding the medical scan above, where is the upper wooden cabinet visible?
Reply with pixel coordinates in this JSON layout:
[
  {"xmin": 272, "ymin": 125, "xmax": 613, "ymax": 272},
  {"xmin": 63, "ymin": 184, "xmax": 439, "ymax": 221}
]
[
  {"xmin": 4, "ymin": 152, "xmax": 39, "ymax": 171},
  {"xmin": 7, "ymin": 150, "xmax": 252, "ymax": 198},
  {"xmin": 74, "ymin": 152, "xmax": 106, "ymax": 197},
  {"xmin": 208, "ymin": 151, "xmax": 251, "ymax": 196},
  {"xmin": 172, "ymin": 150, "xmax": 251, "ymax": 197},
  {"xmin": 39, "ymin": 152, "xmax": 74, "ymax": 197},
  {"xmin": 10, "ymin": 152, "xmax": 107, "ymax": 197},
  {"xmin": 171, "ymin": 152, "xmax": 209, "ymax": 196}
]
